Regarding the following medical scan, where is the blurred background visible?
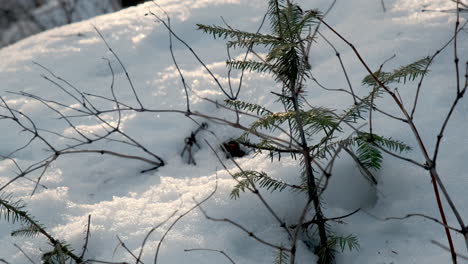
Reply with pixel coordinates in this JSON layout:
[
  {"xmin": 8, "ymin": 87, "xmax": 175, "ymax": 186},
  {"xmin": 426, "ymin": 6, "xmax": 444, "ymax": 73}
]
[{"xmin": 0, "ymin": 0, "xmax": 149, "ymax": 48}]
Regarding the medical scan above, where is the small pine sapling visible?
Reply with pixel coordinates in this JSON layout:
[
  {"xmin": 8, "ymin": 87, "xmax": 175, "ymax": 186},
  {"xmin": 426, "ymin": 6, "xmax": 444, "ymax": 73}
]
[{"xmin": 198, "ymin": 0, "xmax": 411, "ymax": 263}]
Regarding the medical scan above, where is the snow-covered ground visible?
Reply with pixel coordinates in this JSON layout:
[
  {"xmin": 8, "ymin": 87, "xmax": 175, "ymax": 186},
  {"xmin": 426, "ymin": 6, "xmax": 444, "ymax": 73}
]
[
  {"xmin": 0, "ymin": 0, "xmax": 467, "ymax": 263},
  {"xmin": 0, "ymin": 0, "xmax": 119, "ymax": 48}
]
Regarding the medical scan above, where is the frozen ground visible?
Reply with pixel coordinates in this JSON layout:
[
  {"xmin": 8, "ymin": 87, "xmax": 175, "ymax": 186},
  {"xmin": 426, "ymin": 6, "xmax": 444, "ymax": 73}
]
[{"xmin": 0, "ymin": 0, "xmax": 467, "ymax": 263}]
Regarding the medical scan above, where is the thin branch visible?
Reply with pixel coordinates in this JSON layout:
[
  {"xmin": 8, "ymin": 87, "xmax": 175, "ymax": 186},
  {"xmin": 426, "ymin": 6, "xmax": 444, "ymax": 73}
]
[
  {"xmin": 197, "ymin": 204, "xmax": 290, "ymax": 252},
  {"xmin": 410, "ymin": 20, "xmax": 468, "ymax": 118},
  {"xmin": 363, "ymin": 210, "xmax": 462, "ymax": 234},
  {"xmin": 93, "ymin": 26, "xmax": 144, "ymax": 109},
  {"xmin": 184, "ymin": 248, "xmax": 236, "ymax": 264},
  {"xmin": 84, "ymin": 260, "xmax": 129, "ymax": 264},
  {"xmin": 317, "ymin": 31, "xmax": 357, "ymax": 104},
  {"xmin": 116, "ymin": 236, "xmax": 140, "ymax": 263},
  {"xmin": 310, "ymin": 76, "xmax": 407, "ymax": 123},
  {"xmin": 13, "ymin": 244, "xmax": 36, "ymax": 264},
  {"xmin": 147, "ymin": 4, "xmax": 227, "ymax": 98},
  {"xmin": 432, "ymin": 240, "xmax": 468, "ymax": 260},
  {"xmin": 161, "ymin": 8, "xmax": 191, "ymax": 113},
  {"xmin": 204, "ymin": 139, "xmax": 292, "ymax": 239},
  {"xmin": 342, "ymin": 147, "xmax": 378, "ymax": 185},
  {"xmin": 432, "ymin": 62, "xmax": 468, "ymax": 165},
  {"xmin": 80, "ymin": 214, "xmax": 92, "ymax": 259},
  {"xmin": 290, "ymin": 208, "xmax": 361, "ymax": 229},
  {"xmin": 60, "ymin": 149, "xmax": 162, "ymax": 167},
  {"xmin": 154, "ymin": 174, "xmax": 219, "ymax": 264},
  {"xmin": 381, "ymin": 0, "xmax": 387, "ymax": 13},
  {"xmin": 319, "ymin": 17, "xmax": 458, "ymax": 261},
  {"xmin": 136, "ymin": 209, "xmax": 178, "ymax": 264}
]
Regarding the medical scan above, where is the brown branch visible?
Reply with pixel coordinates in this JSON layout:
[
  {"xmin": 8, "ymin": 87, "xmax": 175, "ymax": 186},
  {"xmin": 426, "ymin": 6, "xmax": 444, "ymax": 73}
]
[{"xmin": 319, "ymin": 17, "xmax": 459, "ymax": 262}]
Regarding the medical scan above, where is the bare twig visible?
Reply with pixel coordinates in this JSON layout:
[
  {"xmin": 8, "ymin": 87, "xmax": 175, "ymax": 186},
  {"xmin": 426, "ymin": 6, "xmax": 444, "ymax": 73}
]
[
  {"xmin": 317, "ymin": 31, "xmax": 357, "ymax": 104},
  {"xmin": 147, "ymin": 3, "xmax": 226, "ymax": 98},
  {"xmin": 13, "ymin": 244, "xmax": 36, "ymax": 264},
  {"xmin": 93, "ymin": 26, "xmax": 144, "ymax": 109},
  {"xmin": 204, "ymin": 140, "xmax": 292, "ymax": 239},
  {"xmin": 116, "ymin": 236, "xmax": 140, "ymax": 262},
  {"xmin": 80, "ymin": 214, "xmax": 92, "ymax": 259},
  {"xmin": 154, "ymin": 174, "xmax": 219, "ymax": 264},
  {"xmin": 135, "ymin": 209, "xmax": 178, "ymax": 264},
  {"xmin": 184, "ymin": 248, "xmax": 236, "ymax": 264},
  {"xmin": 319, "ymin": 17, "xmax": 459, "ymax": 262},
  {"xmin": 432, "ymin": 240, "xmax": 468, "ymax": 261},
  {"xmin": 84, "ymin": 260, "xmax": 129, "ymax": 264},
  {"xmin": 381, "ymin": 0, "xmax": 387, "ymax": 13},
  {"xmin": 197, "ymin": 204, "xmax": 290, "ymax": 252},
  {"xmin": 410, "ymin": 20, "xmax": 468, "ymax": 119},
  {"xmin": 364, "ymin": 210, "xmax": 462, "ymax": 233}
]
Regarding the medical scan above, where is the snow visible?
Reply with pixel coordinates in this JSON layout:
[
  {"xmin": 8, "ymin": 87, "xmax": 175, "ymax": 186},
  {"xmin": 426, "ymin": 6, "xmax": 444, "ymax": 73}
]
[
  {"xmin": 0, "ymin": 0, "xmax": 467, "ymax": 263},
  {"xmin": 0, "ymin": 0, "xmax": 118, "ymax": 48}
]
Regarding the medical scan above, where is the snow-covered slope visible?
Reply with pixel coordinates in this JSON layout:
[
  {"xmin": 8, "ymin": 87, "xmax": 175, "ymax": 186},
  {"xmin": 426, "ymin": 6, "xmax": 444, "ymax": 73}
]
[
  {"xmin": 0, "ymin": 0, "xmax": 467, "ymax": 263},
  {"xmin": 0, "ymin": 0, "xmax": 119, "ymax": 48}
]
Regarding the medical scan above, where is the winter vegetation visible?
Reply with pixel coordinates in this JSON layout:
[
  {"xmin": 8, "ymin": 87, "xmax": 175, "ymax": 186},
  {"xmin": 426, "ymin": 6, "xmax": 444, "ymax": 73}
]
[{"xmin": 0, "ymin": 0, "xmax": 467, "ymax": 263}]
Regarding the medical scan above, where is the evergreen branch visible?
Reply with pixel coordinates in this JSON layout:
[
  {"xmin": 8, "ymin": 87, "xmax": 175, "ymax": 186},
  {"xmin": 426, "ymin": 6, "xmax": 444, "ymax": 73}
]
[
  {"xmin": 358, "ymin": 132, "xmax": 412, "ymax": 153},
  {"xmin": 339, "ymin": 90, "xmax": 383, "ymax": 123},
  {"xmin": 226, "ymin": 60, "xmax": 274, "ymax": 74},
  {"xmin": 280, "ymin": 2, "xmax": 304, "ymax": 38},
  {"xmin": 355, "ymin": 138, "xmax": 383, "ymax": 170},
  {"xmin": 0, "ymin": 196, "xmax": 83, "ymax": 263},
  {"xmin": 247, "ymin": 107, "xmax": 339, "ymax": 135},
  {"xmin": 268, "ymin": 0, "xmax": 286, "ymax": 37},
  {"xmin": 230, "ymin": 170, "xmax": 302, "ymax": 199},
  {"xmin": 224, "ymin": 99, "xmax": 273, "ymax": 116},
  {"xmin": 0, "ymin": 195, "xmax": 30, "ymax": 224},
  {"xmin": 353, "ymin": 132, "xmax": 411, "ymax": 171},
  {"xmin": 11, "ymin": 225, "xmax": 42, "ymax": 238},
  {"xmin": 317, "ymin": 234, "xmax": 360, "ymax": 263},
  {"xmin": 293, "ymin": 9, "xmax": 321, "ymax": 35},
  {"xmin": 237, "ymin": 135, "xmax": 300, "ymax": 154},
  {"xmin": 330, "ymin": 234, "xmax": 360, "ymax": 252},
  {"xmin": 227, "ymin": 38, "xmax": 282, "ymax": 49},
  {"xmin": 343, "ymin": 146, "xmax": 378, "ymax": 185},
  {"xmin": 250, "ymin": 111, "xmax": 295, "ymax": 131},
  {"xmin": 197, "ymin": 24, "xmax": 280, "ymax": 48},
  {"xmin": 42, "ymin": 243, "xmax": 74, "ymax": 264},
  {"xmin": 314, "ymin": 138, "xmax": 352, "ymax": 160},
  {"xmin": 274, "ymin": 246, "xmax": 290, "ymax": 264},
  {"xmin": 362, "ymin": 57, "xmax": 431, "ymax": 87},
  {"xmin": 302, "ymin": 107, "xmax": 341, "ymax": 136}
]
